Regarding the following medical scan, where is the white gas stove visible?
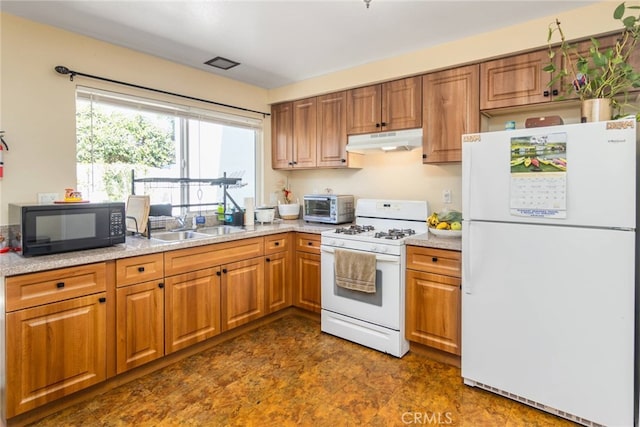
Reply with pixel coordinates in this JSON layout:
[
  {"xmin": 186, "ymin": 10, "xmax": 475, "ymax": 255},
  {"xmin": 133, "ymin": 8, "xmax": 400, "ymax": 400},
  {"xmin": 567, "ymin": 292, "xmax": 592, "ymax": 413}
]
[{"xmin": 320, "ymin": 199, "xmax": 428, "ymax": 357}]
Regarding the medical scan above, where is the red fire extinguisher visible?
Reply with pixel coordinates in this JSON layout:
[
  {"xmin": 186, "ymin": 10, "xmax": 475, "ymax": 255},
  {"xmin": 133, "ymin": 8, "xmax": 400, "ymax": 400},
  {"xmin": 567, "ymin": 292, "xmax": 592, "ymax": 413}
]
[{"xmin": 0, "ymin": 131, "xmax": 8, "ymax": 178}]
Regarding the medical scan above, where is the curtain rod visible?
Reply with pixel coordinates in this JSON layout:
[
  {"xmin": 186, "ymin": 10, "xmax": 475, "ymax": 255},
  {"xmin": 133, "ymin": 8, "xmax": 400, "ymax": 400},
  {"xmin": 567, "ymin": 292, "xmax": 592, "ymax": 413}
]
[{"xmin": 54, "ymin": 65, "xmax": 270, "ymax": 117}]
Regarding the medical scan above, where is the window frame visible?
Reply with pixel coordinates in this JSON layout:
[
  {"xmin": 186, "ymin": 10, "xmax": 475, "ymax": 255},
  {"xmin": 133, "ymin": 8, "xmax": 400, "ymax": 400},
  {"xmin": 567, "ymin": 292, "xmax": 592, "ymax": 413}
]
[{"xmin": 75, "ymin": 86, "xmax": 263, "ymax": 212}]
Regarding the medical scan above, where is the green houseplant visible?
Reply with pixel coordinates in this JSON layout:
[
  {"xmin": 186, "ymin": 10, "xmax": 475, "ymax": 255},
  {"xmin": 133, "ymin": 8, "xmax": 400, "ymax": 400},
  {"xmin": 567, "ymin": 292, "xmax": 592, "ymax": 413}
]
[{"xmin": 545, "ymin": 2, "xmax": 640, "ymax": 120}]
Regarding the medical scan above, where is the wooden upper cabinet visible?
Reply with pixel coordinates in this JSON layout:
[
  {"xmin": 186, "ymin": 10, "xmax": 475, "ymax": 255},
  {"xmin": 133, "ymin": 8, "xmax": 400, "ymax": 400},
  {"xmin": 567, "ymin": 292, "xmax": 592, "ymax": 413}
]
[
  {"xmin": 316, "ymin": 91, "xmax": 348, "ymax": 167},
  {"xmin": 292, "ymin": 97, "xmax": 317, "ymax": 168},
  {"xmin": 271, "ymin": 102, "xmax": 293, "ymax": 169},
  {"xmin": 480, "ymin": 49, "xmax": 559, "ymax": 110},
  {"xmin": 382, "ymin": 76, "xmax": 423, "ymax": 131},
  {"xmin": 347, "ymin": 76, "xmax": 422, "ymax": 134},
  {"xmin": 346, "ymin": 84, "xmax": 382, "ymax": 134},
  {"xmin": 423, "ymin": 64, "xmax": 479, "ymax": 163}
]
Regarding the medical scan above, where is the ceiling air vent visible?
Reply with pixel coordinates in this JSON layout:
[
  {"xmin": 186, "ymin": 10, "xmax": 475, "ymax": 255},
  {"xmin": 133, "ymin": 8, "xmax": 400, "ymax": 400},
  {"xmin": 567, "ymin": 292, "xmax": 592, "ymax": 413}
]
[{"xmin": 204, "ymin": 56, "xmax": 240, "ymax": 70}]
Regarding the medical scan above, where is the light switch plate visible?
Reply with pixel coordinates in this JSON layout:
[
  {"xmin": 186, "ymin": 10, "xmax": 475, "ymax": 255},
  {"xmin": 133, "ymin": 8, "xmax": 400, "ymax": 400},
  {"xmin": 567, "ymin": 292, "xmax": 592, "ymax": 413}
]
[
  {"xmin": 442, "ymin": 189, "xmax": 451, "ymax": 204},
  {"xmin": 38, "ymin": 192, "xmax": 59, "ymax": 204}
]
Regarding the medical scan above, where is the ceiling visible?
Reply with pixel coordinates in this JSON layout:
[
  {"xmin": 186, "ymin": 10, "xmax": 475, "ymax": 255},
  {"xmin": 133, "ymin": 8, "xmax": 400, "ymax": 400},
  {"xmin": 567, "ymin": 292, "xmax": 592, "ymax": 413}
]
[{"xmin": 1, "ymin": 0, "xmax": 596, "ymax": 89}]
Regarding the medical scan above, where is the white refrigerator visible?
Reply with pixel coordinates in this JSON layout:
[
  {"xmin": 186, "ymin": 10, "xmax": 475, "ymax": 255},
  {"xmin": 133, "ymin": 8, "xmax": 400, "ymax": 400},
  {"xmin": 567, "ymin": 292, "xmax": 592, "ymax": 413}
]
[{"xmin": 461, "ymin": 119, "xmax": 637, "ymax": 427}]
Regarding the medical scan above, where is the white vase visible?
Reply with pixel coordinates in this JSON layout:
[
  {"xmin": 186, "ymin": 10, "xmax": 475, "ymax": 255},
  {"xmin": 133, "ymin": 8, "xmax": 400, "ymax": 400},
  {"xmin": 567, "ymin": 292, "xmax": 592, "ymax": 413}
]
[
  {"xmin": 278, "ymin": 203, "xmax": 300, "ymax": 220},
  {"xmin": 581, "ymin": 99, "xmax": 612, "ymax": 123}
]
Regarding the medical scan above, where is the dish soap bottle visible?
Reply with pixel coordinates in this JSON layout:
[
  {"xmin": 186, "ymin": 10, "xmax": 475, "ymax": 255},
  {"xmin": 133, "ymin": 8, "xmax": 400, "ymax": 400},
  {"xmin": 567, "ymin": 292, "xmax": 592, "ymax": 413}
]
[
  {"xmin": 225, "ymin": 206, "xmax": 234, "ymax": 224},
  {"xmin": 217, "ymin": 203, "xmax": 225, "ymax": 222}
]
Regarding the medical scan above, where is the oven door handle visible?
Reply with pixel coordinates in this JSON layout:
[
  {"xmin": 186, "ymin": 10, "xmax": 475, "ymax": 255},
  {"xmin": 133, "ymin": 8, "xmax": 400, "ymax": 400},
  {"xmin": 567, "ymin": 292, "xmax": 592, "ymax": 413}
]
[{"xmin": 320, "ymin": 246, "xmax": 400, "ymax": 264}]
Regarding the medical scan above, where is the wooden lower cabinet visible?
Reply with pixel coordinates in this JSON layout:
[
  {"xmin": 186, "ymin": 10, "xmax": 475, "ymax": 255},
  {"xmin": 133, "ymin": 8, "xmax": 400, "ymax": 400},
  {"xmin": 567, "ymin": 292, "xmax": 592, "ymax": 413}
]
[
  {"xmin": 221, "ymin": 257, "xmax": 265, "ymax": 331},
  {"xmin": 406, "ymin": 270, "xmax": 461, "ymax": 355},
  {"xmin": 264, "ymin": 233, "xmax": 292, "ymax": 313},
  {"xmin": 265, "ymin": 251, "xmax": 290, "ymax": 313},
  {"xmin": 164, "ymin": 267, "xmax": 221, "ymax": 354},
  {"xmin": 294, "ymin": 251, "xmax": 321, "ymax": 313},
  {"xmin": 405, "ymin": 246, "xmax": 461, "ymax": 356},
  {"xmin": 6, "ymin": 293, "xmax": 107, "ymax": 418},
  {"xmin": 293, "ymin": 233, "xmax": 321, "ymax": 313},
  {"xmin": 116, "ymin": 280, "xmax": 164, "ymax": 374}
]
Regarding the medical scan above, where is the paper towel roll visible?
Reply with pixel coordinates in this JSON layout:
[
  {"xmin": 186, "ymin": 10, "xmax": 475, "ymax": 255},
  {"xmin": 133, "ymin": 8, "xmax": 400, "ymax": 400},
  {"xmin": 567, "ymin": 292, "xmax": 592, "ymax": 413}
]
[{"xmin": 244, "ymin": 197, "xmax": 255, "ymax": 226}]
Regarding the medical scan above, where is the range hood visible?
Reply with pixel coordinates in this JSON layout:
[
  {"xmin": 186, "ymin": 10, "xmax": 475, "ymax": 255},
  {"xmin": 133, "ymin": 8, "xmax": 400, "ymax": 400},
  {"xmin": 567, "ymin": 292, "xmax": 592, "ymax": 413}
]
[{"xmin": 345, "ymin": 128, "xmax": 423, "ymax": 153}]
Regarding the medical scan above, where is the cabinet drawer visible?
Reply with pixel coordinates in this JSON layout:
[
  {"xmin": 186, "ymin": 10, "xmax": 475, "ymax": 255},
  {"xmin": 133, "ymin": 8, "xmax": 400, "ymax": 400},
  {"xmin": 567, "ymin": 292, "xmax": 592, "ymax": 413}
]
[
  {"xmin": 6, "ymin": 262, "xmax": 107, "ymax": 311},
  {"xmin": 116, "ymin": 253, "xmax": 164, "ymax": 287},
  {"xmin": 295, "ymin": 233, "xmax": 321, "ymax": 254},
  {"xmin": 165, "ymin": 237, "xmax": 264, "ymax": 276},
  {"xmin": 264, "ymin": 233, "xmax": 290, "ymax": 255},
  {"xmin": 406, "ymin": 246, "xmax": 461, "ymax": 278}
]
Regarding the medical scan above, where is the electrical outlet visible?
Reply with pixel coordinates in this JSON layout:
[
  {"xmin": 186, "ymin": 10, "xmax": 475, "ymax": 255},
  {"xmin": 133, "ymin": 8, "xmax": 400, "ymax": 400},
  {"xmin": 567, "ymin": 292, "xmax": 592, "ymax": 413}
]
[
  {"xmin": 38, "ymin": 192, "xmax": 59, "ymax": 204},
  {"xmin": 442, "ymin": 189, "xmax": 452, "ymax": 204}
]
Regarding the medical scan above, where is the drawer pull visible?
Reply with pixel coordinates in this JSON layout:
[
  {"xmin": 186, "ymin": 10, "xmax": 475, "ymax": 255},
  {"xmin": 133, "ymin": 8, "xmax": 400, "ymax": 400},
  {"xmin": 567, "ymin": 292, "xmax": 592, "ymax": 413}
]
[
  {"xmin": 99, "ymin": 297, "xmax": 106, "ymax": 303},
  {"xmin": 56, "ymin": 282, "xmax": 65, "ymax": 288},
  {"xmin": 275, "ymin": 242, "xmax": 280, "ymax": 246},
  {"xmin": 432, "ymin": 257, "xmax": 438, "ymax": 262},
  {"xmin": 308, "ymin": 242, "xmax": 313, "ymax": 246},
  {"xmin": 138, "ymin": 266, "xmax": 145, "ymax": 272}
]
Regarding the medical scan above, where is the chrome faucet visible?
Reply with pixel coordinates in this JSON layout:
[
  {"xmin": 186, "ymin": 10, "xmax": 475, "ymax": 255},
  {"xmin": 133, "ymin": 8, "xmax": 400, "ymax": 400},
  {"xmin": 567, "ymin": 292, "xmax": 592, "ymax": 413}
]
[{"xmin": 173, "ymin": 213, "xmax": 189, "ymax": 231}]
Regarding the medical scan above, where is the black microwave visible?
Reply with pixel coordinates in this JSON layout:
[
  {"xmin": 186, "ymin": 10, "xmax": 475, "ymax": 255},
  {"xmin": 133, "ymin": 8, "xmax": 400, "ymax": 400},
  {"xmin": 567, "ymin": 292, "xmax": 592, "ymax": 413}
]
[{"xmin": 9, "ymin": 202, "xmax": 126, "ymax": 257}]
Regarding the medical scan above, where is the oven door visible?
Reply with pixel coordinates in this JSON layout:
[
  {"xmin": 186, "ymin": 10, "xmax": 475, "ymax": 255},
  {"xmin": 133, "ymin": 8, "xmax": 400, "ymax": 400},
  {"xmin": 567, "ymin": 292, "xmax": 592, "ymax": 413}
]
[{"xmin": 320, "ymin": 245, "xmax": 401, "ymax": 330}]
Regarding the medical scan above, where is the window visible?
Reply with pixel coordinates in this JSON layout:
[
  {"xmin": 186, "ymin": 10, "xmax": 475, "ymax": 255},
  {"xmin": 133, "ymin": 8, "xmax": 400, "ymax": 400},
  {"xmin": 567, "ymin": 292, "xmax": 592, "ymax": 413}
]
[{"xmin": 76, "ymin": 87, "xmax": 261, "ymax": 215}]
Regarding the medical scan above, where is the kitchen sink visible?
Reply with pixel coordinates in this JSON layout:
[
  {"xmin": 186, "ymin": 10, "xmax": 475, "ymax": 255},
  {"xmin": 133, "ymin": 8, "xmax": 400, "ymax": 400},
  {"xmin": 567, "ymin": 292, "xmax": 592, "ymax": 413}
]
[
  {"xmin": 151, "ymin": 230, "xmax": 209, "ymax": 241},
  {"xmin": 197, "ymin": 225, "xmax": 245, "ymax": 236}
]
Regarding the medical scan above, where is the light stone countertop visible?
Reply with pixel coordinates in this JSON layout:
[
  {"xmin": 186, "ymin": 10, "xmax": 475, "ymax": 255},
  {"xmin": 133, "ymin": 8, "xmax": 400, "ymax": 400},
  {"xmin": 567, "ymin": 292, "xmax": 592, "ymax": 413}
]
[
  {"xmin": 0, "ymin": 220, "xmax": 461, "ymax": 277},
  {"xmin": 406, "ymin": 232, "xmax": 462, "ymax": 251}
]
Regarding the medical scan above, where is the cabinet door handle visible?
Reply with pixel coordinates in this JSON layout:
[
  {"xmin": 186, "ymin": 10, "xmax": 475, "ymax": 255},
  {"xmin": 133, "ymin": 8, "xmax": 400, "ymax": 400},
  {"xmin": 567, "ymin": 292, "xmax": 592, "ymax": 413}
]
[
  {"xmin": 422, "ymin": 154, "xmax": 427, "ymax": 159},
  {"xmin": 138, "ymin": 266, "xmax": 145, "ymax": 272},
  {"xmin": 375, "ymin": 123, "xmax": 381, "ymax": 128},
  {"xmin": 432, "ymin": 257, "xmax": 438, "ymax": 262},
  {"xmin": 158, "ymin": 282, "xmax": 164, "ymax": 288},
  {"xmin": 216, "ymin": 271, "xmax": 221, "ymax": 276},
  {"xmin": 99, "ymin": 297, "xmax": 106, "ymax": 303},
  {"xmin": 341, "ymin": 158, "xmax": 346, "ymax": 163},
  {"xmin": 543, "ymin": 90, "xmax": 550, "ymax": 97},
  {"xmin": 552, "ymin": 89, "xmax": 559, "ymax": 96},
  {"xmin": 56, "ymin": 282, "xmax": 65, "ymax": 288},
  {"xmin": 381, "ymin": 122, "xmax": 387, "ymax": 127},
  {"xmin": 222, "ymin": 268, "xmax": 228, "ymax": 274},
  {"xmin": 266, "ymin": 258, "xmax": 271, "ymax": 262}
]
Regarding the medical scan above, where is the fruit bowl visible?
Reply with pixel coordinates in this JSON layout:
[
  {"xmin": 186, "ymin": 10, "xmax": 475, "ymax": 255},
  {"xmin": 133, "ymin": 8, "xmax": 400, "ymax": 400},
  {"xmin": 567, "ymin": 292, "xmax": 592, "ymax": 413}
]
[{"xmin": 429, "ymin": 227, "xmax": 462, "ymax": 238}]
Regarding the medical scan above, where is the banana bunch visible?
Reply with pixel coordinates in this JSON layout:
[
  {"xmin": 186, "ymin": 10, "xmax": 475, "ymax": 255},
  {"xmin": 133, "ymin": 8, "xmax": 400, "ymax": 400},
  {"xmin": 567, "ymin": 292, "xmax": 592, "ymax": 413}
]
[
  {"xmin": 427, "ymin": 210, "xmax": 462, "ymax": 231},
  {"xmin": 427, "ymin": 212, "xmax": 440, "ymax": 228}
]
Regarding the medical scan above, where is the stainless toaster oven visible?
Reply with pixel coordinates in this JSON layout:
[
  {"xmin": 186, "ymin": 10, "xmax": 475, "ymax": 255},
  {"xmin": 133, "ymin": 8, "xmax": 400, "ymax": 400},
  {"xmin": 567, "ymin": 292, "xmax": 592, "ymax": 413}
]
[{"xmin": 303, "ymin": 195, "xmax": 354, "ymax": 224}]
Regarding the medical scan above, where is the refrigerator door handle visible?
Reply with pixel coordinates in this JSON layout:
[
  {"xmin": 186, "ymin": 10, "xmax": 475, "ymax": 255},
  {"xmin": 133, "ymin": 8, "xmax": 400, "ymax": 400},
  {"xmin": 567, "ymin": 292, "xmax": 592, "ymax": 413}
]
[{"xmin": 462, "ymin": 224, "xmax": 472, "ymax": 294}]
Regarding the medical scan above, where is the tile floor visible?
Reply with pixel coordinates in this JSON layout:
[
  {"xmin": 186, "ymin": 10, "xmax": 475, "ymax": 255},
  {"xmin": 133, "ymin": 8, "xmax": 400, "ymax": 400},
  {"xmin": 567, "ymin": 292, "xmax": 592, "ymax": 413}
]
[{"xmin": 29, "ymin": 314, "xmax": 576, "ymax": 426}]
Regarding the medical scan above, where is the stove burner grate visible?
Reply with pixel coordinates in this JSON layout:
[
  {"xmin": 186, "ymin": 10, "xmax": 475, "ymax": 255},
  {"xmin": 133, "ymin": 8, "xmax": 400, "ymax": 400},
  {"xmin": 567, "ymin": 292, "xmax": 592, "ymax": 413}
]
[
  {"xmin": 374, "ymin": 228, "xmax": 417, "ymax": 240},
  {"xmin": 334, "ymin": 225, "xmax": 375, "ymax": 235}
]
